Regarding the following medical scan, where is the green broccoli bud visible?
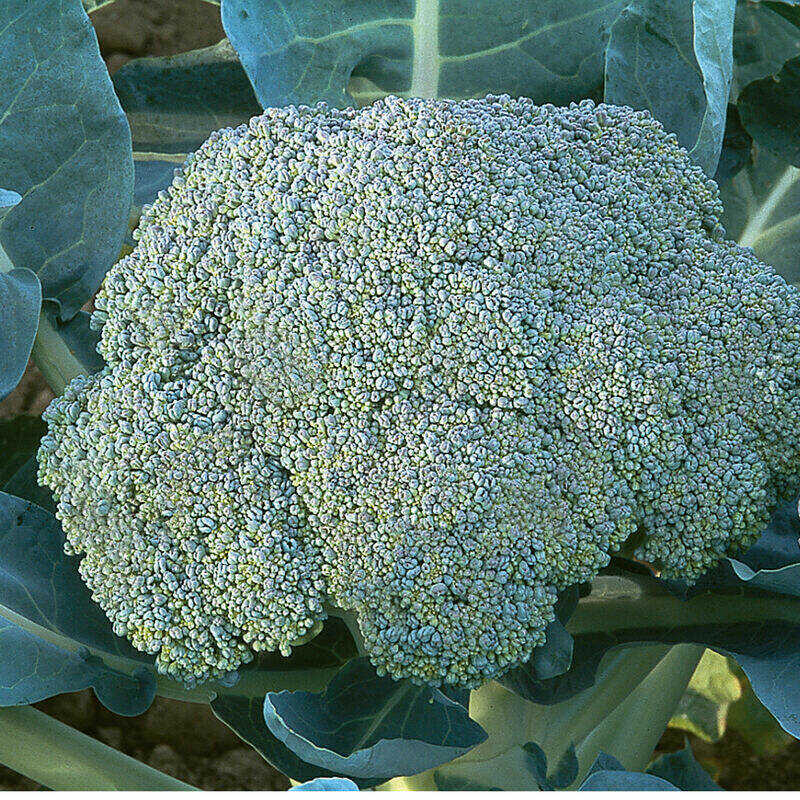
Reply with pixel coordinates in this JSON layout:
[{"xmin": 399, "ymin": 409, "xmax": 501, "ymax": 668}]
[{"xmin": 38, "ymin": 95, "xmax": 800, "ymax": 687}]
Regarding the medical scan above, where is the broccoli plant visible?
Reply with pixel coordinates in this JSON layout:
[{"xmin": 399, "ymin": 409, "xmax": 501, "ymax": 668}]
[{"xmin": 2, "ymin": 0, "xmax": 800, "ymax": 791}]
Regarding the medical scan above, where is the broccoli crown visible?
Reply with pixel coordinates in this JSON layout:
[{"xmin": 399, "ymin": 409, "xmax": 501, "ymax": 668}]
[{"xmin": 38, "ymin": 95, "xmax": 800, "ymax": 687}]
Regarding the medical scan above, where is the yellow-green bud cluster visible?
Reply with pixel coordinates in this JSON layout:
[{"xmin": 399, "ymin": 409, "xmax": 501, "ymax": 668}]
[{"xmin": 39, "ymin": 95, "xmax": 800, "ymax": 687}]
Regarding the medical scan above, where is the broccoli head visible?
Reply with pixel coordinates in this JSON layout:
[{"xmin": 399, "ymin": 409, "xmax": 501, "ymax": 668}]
[{"xmin": 38, "ymin": 95, "xmax": 800, "ymax": 687}]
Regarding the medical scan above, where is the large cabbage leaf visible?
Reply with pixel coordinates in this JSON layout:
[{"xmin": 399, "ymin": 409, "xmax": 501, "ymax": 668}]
[
  {"xmin": 222, "ymin": 0, "xmax": 625, "ymax": 108},
  {"xmin": 0, "ymin": 0, "xmax": 133, "ymax": 320}
]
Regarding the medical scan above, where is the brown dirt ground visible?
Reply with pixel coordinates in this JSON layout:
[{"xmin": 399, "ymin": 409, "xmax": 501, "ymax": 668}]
[{"xmin": 2, "ymin": 0, "xmax": 799, "ymax": 791}]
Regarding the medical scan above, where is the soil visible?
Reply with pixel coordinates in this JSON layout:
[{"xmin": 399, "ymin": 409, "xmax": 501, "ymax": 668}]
[{"xmin": 2, "ymin": 0, "xmax": 800, "ymax": 791}]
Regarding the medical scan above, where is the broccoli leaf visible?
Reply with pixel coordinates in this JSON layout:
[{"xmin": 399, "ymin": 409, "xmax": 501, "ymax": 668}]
[
  {"xmin": 731, "ymin": 0, "xmax": 800, "ymax": 100},
  {"xmin": 221, "ymin": 0, "xmax": 625, "ymax": 109},
  {"xmin": 647, "ymin": 745, "xmax": 721, "ymax": 790},
  {"xmin": 523, "ymin": 741, "xmax": 579, "ymax": 790},
  {"xmin": 213, "ymin": 694, "xmax": 351, "ymax": 787},
  {"xmin": 739, "ymin": 56, "xmax": 800, "ymax": 167},
  {"xmin": 668, "ymin": 650, "xmax": 741, "ymax": 743},
  {"xmin": 579, "ymin": 751, "xmax": 690, "ymax": 790},
  {"xmin": 0, "ymin": 418, "xmax": 54, "ymax": 516},
  {"xmin": 113, "ymin": 40, "xmax": 261, "ymax": 154},
  {"xmin": 432, "ymin": 773, "xmax": 501, "ymax": 790},
  {"xmin": 210, "ymin": 619, "xmax": 365, "ymax": 785},
  {"xmin": 0, "ymin": 190, "xmax": 20, "ymax": 221},
  {"xmin": 0, "ymin": 268, "xmax": 41, "ymax": 402},
  {"xmin": 0, "ymin": 0, "xmax": 133, "ymax": 320},
  {"xmin": 580, "ymin": 769, "xmax": 678, "ymax": 790},
  {"xmin": 714, "ymin": 105, "xmax": 752, "ymax": 183},
  {"xmin": 0, "ymin": 493, "xmax": 156, "ymax": 715},
  {"xmin": 604, "ymin": 0, "xmax": 734, "ymax": 177},
  {"xmin": 0, "ymin": 188, "xmax": 40, "ymax": 402},
  {"xmin": 29, "ymin": 307, "xmax": 105, "ymax": 398},
  {"xmin": 289, "ymin": 777, "xmax": 359, "ymax": 791},
  {"xmin": 719, "ymin": 144, "xmax": 800, "ymax": 284},
  {"xmin": 260, "ymin": 657, "xmax": 487, "ymax": 783}
]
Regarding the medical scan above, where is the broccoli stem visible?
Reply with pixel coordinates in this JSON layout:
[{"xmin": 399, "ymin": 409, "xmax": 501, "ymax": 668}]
[
  {"xmin": 381, "ymin": 643, "xmax": 703, "ymax": 790},
  {"xmin": 0, "ymin": 705, "xmax": 195, "ymax": 790},
  {"xmin": 30, "ymin": 309, "xmax": 88, "ymax": 396}
]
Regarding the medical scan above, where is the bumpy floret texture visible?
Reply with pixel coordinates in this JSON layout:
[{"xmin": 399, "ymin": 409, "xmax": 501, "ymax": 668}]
[{"xmin": 38, "ymin": 95, "xmax": 800, "ymax": 687}]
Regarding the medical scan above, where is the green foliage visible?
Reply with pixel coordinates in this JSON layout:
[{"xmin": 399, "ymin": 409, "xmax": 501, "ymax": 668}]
[
  {"xmin": 719, "ymin": 147, "xmax": 800, "ymax": 283},
  {"xmin": 730, "ymin": 0, "xmax": 800, "ymax": 99},
  {"xmin": 113, "ymin": 40, "xmax": 260, "ymax": 154},
  {"xmin": 221, "ymin": 0, "xmax": 625, "ymax": 107},
  {"xmin": 0, "ymin": 267, "xmax": 41, "ymax": 401},
  {"xmin": 0, "ymin": 0, "xmax": 133, "ymax": 320},
  {"xmin": 579, "ymin": 746, "xmax": 721, "ymax": 790},
  {"xmin": 648, "ymin": 745, "xmax": 722, "ymax": 790},
  {"xmin": 726, "ymin": 676, "xmax": 795, "ymax": 756},
  {"xmin": 669, "ymin": 650, "xmax": 741, "ymax": 742},
  {"xmin": 605, "ymin": 0, "xmax": 735, "ymax": 175},
  {"xmin": 739, "ymin": 56, "xmax": 800, "ymax": 167},
  {"xmin": 261, "ymin": 658, "xmax": 486, "ymax": 785},
  {"xmin": 0, "ymin": 492, "xmax": 158, "ymax": 715},
  {"xmin": 0, "ymin": 189, "xmax": 40, "ymax": 401}
]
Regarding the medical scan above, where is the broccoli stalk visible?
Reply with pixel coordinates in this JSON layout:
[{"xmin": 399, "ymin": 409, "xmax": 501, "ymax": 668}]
[{"xmin": 383, "ymin": 643, "xmax": 704, "ymax": 790}]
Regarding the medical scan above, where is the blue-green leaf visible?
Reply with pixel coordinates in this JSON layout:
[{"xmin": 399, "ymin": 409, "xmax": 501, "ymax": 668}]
[
  {"xmin": 432, "ymin": 773, "xmax": 501, "ymax": 790},
  {"xmin": 0, "ymin": 415, "xmax": 54, "ymax": 514},
  {"xmin": 113, "ymin": 40, "xmax": 261, "ymax": 154},
  {"xmin": 222, "ymin": 0, "xmax": 625, "ymax": 109},
  {"xmin": 500, "ymin": 587, "xmax": 579, "ymax": 694},
  {"xmin": 31, "ymin": 308, "xmax": 104, "ymax": 385},
  {"xmin": 719, "ymin": 144, "xmax": 800, "ymax": 284},
  {"xmin": 134, "ymin": 160, "xmax": 178, "ymax": 208},
  {"xmin": 289, "ymin": 777, "xmax": 359, "ymax": 791},
  {"xmin": 647, "ymin": 745, "xmax": 721, "ymax": 791},
  {"xmin": 213, "ymin": 693, "xmax": 348, "ymax": 786},
  {"xmin": 581, "ymin": 753, "xmax": 680, "ymax": 790},
  {"xmin": 731, "ymin": 0, "xmax": 800, "ymax": 100},
  {"xmin": 0, "ymin": 267, "xmax": 41, "ymax": 401},
  {"xmin": 523, "ymin": 741, "xmax": 579, "ymax": 790},
  {"xmin": 0, "ymin": 0, "xmax": 133, "ymax": 319},
  {"xmin": 0, "ymin": 190, "xmax": 21, "ymax": 219},
  {"xmin": 604, "ymin": 0, "xmax": 735, "ymax": 176},
  {"xmin": 211, "ymin": 618, "xmax": 360, "ymax": 784},
  {"xmin": 0, "ymin": 187, "xmax": 39, "ymax": 401},
  {"xmin": 581, "ymin": 769, "xmax": 678, "ymax": 790},
  {"xmin": 261, "ymin": 657, "xmax": 486, "ymax": 783},
  {"xmin": 738, "ymin": 56, "xmax": 800, "ymax": 167},
  {"xmin": 0, "ymin": 493, "xmax": 156, "ymax": 715},
  {"xmin": 714, "ymin": 104, "xmax": 752, "ymax": 183}
]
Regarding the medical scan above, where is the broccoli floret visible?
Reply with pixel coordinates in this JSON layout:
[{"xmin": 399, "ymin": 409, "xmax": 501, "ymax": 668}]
[{"xmin": 38, "ymin": 95, "xmax": 800, "ymax": 687}]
